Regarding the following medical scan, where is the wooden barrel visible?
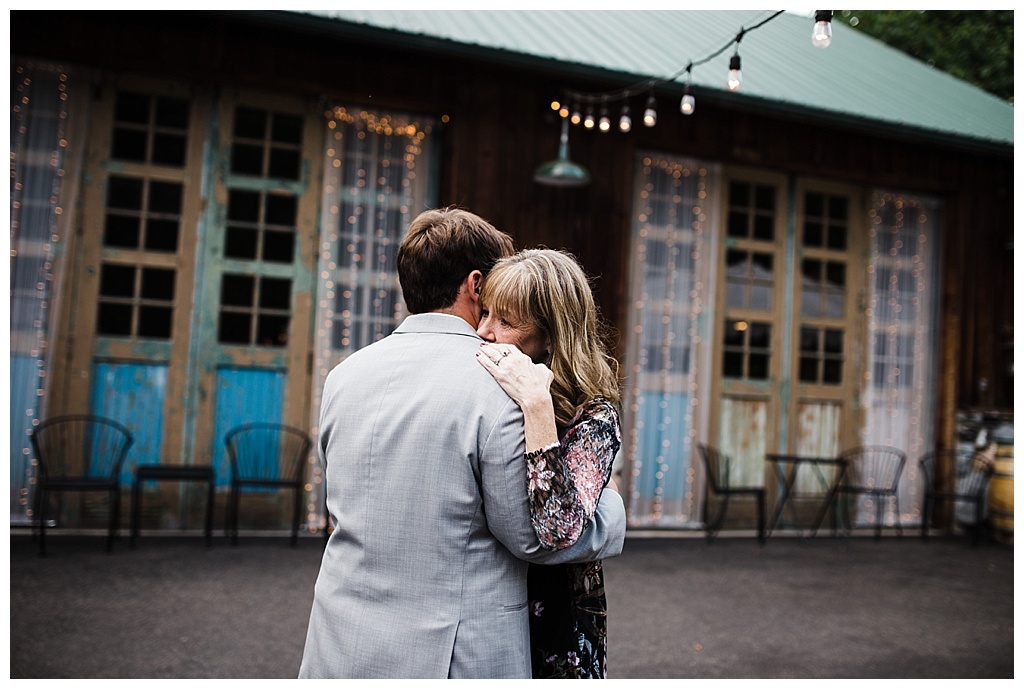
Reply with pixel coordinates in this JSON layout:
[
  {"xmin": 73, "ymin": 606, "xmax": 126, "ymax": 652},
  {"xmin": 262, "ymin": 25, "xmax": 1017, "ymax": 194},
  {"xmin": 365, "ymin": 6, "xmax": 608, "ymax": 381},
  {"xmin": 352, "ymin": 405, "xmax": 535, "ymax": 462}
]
[{"xmin": 988, "ymin": 444, "xmax": 1014, "ymax": 544}]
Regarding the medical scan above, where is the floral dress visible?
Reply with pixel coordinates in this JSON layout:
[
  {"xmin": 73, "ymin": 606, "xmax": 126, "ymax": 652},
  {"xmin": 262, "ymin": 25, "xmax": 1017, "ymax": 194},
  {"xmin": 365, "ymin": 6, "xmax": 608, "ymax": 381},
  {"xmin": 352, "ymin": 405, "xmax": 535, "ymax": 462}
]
[{"xmin": 525, "ymin": 397, "xmax": 621, "ymax": 679}]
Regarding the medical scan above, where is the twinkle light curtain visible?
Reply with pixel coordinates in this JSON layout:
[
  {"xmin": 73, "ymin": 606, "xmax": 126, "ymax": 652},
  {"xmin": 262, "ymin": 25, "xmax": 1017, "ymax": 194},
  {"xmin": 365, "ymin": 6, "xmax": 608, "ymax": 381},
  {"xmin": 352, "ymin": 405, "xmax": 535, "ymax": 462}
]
[
  {"xmin": 623, "ymin": 153, "xmax": 719, "ymax": 527},
  {"xmin": 859, "ymin": 191, "xmax": 941, "ymax": 529},
  {"xmin": 9, "ymin": 60, "xmax": 85, "ymax": 524},
  {"xmin": 306, "ymin": 105, "xmax": 437, "ymax": 532}
]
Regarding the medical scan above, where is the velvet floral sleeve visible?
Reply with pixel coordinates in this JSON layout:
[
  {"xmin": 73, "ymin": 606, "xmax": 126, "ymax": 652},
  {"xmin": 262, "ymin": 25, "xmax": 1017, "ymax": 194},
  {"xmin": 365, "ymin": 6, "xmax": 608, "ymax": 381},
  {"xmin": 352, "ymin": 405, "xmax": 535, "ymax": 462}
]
[{"xmin": 526, "ymin": 398, "xmax": 622, "ymax": 550}]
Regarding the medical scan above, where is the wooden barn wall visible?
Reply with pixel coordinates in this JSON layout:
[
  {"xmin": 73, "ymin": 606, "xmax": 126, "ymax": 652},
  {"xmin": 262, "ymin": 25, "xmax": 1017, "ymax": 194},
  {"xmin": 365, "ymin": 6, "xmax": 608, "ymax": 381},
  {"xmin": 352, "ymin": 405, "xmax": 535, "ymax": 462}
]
[{"xmin": 12, "ymin": 9, "xmax": 1013, "ymax": 434}]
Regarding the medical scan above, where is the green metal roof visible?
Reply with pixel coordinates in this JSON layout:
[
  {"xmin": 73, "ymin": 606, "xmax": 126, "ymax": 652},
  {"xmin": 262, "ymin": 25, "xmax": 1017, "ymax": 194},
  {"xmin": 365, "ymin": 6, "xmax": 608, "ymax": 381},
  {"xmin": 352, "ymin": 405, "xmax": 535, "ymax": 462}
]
[{"xmin": 283, "ymin": 9, "xmax": 1012, "ymax": 153}]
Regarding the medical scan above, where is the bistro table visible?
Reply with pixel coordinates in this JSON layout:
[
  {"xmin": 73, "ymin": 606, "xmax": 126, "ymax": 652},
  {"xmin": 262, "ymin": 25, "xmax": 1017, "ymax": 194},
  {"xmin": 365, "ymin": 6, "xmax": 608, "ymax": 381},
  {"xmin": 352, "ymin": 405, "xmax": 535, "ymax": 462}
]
[{"xmin": 764, "ymin": 454, "xmax": 847, "ymax": 537}]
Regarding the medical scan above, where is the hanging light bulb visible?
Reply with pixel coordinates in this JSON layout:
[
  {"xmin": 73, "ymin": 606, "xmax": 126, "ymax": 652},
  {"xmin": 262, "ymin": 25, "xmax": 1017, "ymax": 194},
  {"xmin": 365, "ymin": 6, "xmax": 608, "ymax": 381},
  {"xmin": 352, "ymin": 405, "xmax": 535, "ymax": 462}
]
[
  {"xmin": 570, "ymin": 103, "xmax": 582, "ymax": 126},
  {"xmin": 679, "ymin": 83, "xmax": 695, "ymax": 116},
  {"xmin": 812, "ymin": 11, "xmax": 833, "ymax": 49},
  {"xmin": 619, "ymin": 104, "xmax": 632, "ymax": 132},
  {"xmin": 584, "ymin": 105, "xmax": 595, "ymax": 129},
  {"xmin": 558, "ymin": 101, "xmax": 570, "ymax": 118},
  {"xmin": 598, "ymin": 103, "xmax": 611, "ymax": 132},
  {"xmin": 727, "ymin": 54, "xmax": 742, "ymax": 91},
  {"xmin": 643, "ymin": 95, "xmax": 657, "ymax": 127}
]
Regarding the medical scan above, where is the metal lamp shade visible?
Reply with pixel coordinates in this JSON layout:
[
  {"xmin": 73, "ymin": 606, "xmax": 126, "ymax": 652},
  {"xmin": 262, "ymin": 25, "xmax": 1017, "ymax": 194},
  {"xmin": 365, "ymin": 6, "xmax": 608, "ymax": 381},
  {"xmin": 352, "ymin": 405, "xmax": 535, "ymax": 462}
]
[{"xmin": 534, "ymin": 118, "xmax": 590, "ymax": 187}]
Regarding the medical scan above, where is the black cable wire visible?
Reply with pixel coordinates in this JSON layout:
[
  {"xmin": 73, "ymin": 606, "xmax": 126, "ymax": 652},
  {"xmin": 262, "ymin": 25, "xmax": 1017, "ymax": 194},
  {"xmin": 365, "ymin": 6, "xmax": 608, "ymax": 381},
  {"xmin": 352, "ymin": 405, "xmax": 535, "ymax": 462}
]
[{"xmin": 563, "ymin": 10, "xmax": 785, "ymax": 106}]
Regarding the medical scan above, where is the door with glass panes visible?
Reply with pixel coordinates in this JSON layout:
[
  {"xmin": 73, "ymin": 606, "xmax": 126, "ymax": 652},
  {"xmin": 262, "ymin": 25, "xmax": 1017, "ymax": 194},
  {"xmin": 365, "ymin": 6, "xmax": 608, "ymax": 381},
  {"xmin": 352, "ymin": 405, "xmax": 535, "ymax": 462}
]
[
  {"xmin": 190, "ymin": 89, "xmax": 321, "ymax": 487},
  {"xmin": 708, "ymin": 170, "xmax": 865, "ymax": 517},
  {"xmin": 63, "ymin": 80, "xmax": 321, "ymax": 517}
]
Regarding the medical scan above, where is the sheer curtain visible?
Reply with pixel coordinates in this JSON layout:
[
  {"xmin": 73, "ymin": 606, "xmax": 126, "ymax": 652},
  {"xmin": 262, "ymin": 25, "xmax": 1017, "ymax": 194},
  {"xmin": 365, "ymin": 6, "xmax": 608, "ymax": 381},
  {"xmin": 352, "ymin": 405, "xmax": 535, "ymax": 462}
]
[
  {"xmin": 622, "ymin": 154, "xmax": 719, "ymax": 527},
  {"xmin": 859, "ymin": 191, "xmax": 942, "ymax": 528},
  {"xmin": 307, "ymin": 105, "xmax": 437, "ymax": 532},
  {"xmin": 9, "ymin": 60, "xmax": 87, "ymax": 524}
]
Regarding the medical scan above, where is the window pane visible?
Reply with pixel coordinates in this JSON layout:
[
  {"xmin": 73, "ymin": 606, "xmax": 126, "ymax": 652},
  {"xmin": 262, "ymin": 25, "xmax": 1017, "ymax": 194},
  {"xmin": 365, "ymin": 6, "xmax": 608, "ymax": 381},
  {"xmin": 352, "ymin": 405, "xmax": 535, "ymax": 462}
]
[
  {"xmin": 221, "ymin": 274, "xmax": 254, "ymax": 307},
  {"xmin": 723, "ymin": 351, "xmax": 743, "ymax": 377},
  {"xmin": 107, "ymin": 176, "xmax": 144, "ymax": 210},
  {"xmin": 154, "ymin": 97, "xmax": 189, "ymax": 129},
  {"xmin": 99, "ymin": 264, "xmax": 135, "ymax": 298},
  {"xmin": 104, "ymin": 215, "xmax": 140, "ymax": 248},
  {"xmin": 140, "ymin": 267, "xmax": 175, "ymax": 301},
  {"xmin": 225, "ymin": 226, "xmax": 258, "ymax": 259},
  {"xmin": 726, "ymin": 210, "xmax": 747, "ymax": 238},
  {"xmin": 828, "ymin": 196, "xmax": 848, "ymax": 221},
  {"xmin": 270, "ymin": 113, "xmax": 303, "ymax": 144},
  {"xmin": 259, "ymin": 277, "xmax": 292, "ymax": 310},
  {"xmin": 827, "ymin": 224, "xmax": 847, "ymax": 250},
  {"xmin": 799, "ymin": 356, "xmax": 818, "ymax": 382},
  {"xmin": 218, "ymin": 312, "xmax": 251, "ymax": 344},
  {"xmin": 149, "ymin": 181, "xmax": 183, "ymax": 214},
  {"xmin": 749, "ymin": 323, "xmax": 771, "ymax": 349},
  {"xmin": 805, "ymin": 192, "xmax": 824, "ymax": 217},
  {"xmin": 826, "ymin": 262, "xmax": 845, "ymax": 287},
  {"xmin": 748, "ymin": 353, "xmax": 769, "ymax": 379},
  {"xmin": 753, "ymin": 214, "xmax": 774, "ymax": 240},
  {"xmin": 804, "ymin": 220, "xmax": 823, "ymax": 247},
  {"xmin": 268, "ymin": 148, "xmax": 301, "ymax": 179},
  {"xmin": 115, "ymin": 92, "xmax": 150, "ymax": 123},
  {"xmin": 824, "ymin": 329, "xmax": 844, "ymax": 354},
  {"xmin": 231, "ymin": 144, "xmax": 264, "ymax": 175},
  {"xmin": 151, "ymin": 133, "xmax": 187, "ymax": 167},
  {"xmin": 138, "ymin": 305, "xmax": 173, "ymax": 339},
  {"xmin": 143, "ymin": 218, "xmax": 179, "ymax": 252},
  {"xmin": 263, "ymin": 230, "xmax": 295, "ymax": 263},
  {"xmin": 729, "ymin": 181, "xmax": 749, "ymax": 206},
  {"xmin": 111, "ymin": 128, "xmax": 147, "ymax": 162},
  {"xmin": 257, "ymin": 314, "xmax": 290, "ymax": 347},
  {"xmin": 228, "ymin": 190, "xmax": 261, "ymax": 222},
  {"xmin": 97, "ymin": 303, "xmax": 132, "ymax": 335},
  {"xmin": 234, "ymin": 107, "xmax": 266, "ymax": 139},
  {"xmin": 265, "ymin": 194, "xmax": 297, "ymax": 225},
  {"xmin": 754, "ymin": 185, "xmax": 775, "ymax": 211},
  {"xmin": 823, "ymin": 359, "xmax": 842, "ymax": 384}
]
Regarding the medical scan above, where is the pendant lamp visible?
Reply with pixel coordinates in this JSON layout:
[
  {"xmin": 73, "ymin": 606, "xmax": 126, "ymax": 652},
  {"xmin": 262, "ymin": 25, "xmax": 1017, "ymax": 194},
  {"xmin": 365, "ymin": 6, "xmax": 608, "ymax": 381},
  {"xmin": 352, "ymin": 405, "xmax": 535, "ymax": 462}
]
[{"xmin": 533, "ymin": 117, "xmax": 590, "ymax": 187}]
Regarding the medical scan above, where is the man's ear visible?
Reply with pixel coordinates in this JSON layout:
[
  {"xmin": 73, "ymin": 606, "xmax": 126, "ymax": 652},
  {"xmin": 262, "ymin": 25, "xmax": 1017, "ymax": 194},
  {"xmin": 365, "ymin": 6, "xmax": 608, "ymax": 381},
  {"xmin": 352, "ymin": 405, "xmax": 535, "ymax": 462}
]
[{"xmin": 470, "ymin": 270, "xmax": 483, "ymax": 297}]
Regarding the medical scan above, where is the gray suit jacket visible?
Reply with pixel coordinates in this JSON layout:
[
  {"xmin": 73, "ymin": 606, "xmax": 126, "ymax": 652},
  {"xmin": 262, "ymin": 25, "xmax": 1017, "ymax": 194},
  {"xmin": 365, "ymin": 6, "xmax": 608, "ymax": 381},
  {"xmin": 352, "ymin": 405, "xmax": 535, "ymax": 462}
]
[{"xmin": 298, "ymin": 313, "xmax": 626, "ymax": 679}]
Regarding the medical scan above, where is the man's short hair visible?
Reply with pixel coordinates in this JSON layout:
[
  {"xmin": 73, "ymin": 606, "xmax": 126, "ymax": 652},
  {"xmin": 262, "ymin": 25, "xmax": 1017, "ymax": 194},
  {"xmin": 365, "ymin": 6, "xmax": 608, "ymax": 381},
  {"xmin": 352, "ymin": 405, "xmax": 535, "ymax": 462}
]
[{"xmin": 397, "ymin": 207, "xmax": 515, "ymax": 314}]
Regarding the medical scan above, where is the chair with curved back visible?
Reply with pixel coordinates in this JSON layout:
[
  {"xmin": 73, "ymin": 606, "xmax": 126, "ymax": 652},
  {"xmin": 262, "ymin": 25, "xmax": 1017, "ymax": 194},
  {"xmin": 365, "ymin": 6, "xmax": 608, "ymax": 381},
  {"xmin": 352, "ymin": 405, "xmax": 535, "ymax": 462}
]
[
  {"xmin": 698, "ymin": 443, "xmax": 766, "ymax": 544},
  {"xmin": 919, "ymin": 448, "xmax": 993, "ymax": 547},
  {"xmin": 832, "ymin": 445, "xmax": 907, "ymax": 540},
  {"xmin": 225, "ymin": 423, "xmax": 312, "ymax": 546},
  {"xmin": 29, "ymin": 414, "xmax": 134, "ymax": 556}
]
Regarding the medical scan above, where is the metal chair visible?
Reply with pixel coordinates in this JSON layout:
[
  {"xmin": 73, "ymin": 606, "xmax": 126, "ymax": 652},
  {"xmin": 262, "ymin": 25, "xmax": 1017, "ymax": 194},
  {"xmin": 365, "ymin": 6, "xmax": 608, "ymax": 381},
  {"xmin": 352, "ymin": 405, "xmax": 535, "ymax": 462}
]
[
  {"xmin": 831, "ymin": 445, "xmax": 907, "ymax": 540},
  {"xmin": 919, "ymin": 448, "xmax": 993, "ymax": 547},
  {"xmin": 225, "ymin": 423, "xmax": 312, "ymax": 546},
  {"xmin": 29, "ymin": 414, "xmax": 134, "ymax": 556},
  {"xmin": 698, "ymin": 443, "xmax": 766, "ymax": 544}
]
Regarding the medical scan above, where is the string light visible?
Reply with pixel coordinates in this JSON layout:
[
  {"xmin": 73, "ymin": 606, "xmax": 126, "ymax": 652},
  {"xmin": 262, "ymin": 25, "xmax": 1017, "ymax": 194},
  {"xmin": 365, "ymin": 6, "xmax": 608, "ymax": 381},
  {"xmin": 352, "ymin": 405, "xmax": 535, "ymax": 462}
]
[
  {"xmin": 679, "ymin": 69, "xmax": 696, "ymax": 115},
  {"xmin": 812, "ymin": 10, "xmax": 833, "ymax": 49},
  {"xmin": 619, "ymin": 104, "xmax": 632, "ymax": 132},
  {"xmin": 643, "ymin": 95, "xmax": 657, "ymax": 127},
  {"xmin": 727, "ymin": 53, "xmax": 742, "ymax": 91},
  {"xmin": 598, "ymin": 102, "xmax": 611, "ymax": 132},
  {"xmin": 679, "ymin": 84, "xmax": 695, "ymax": 115},
  {"xmin": 548, "ymin": 10, "xmax": 839, "ymax": 131}
]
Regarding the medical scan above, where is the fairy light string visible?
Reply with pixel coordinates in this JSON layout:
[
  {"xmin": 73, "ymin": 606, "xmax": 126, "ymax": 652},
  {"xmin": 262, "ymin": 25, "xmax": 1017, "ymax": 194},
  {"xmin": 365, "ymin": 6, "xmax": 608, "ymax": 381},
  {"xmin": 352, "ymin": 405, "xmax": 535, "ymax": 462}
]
[{"xmin": 552, "ymin": 10, "xmax": 814, "ymax": 127}]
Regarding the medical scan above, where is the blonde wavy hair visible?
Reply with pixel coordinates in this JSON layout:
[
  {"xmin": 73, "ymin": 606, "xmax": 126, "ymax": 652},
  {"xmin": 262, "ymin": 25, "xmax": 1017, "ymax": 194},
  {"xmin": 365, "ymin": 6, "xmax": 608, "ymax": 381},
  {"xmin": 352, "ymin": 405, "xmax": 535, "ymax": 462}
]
[{"xmin": 480, "ymin": 248, "xmax": 621, "ymax": 428}]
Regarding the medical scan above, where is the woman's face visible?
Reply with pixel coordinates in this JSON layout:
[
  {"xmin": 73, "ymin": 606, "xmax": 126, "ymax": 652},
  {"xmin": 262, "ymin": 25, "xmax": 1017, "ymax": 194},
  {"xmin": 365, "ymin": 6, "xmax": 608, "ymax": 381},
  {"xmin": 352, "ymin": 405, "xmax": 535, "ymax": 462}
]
[{"xmin": 476, "ymin": 306, "xmax": 550, "ymax": 363}]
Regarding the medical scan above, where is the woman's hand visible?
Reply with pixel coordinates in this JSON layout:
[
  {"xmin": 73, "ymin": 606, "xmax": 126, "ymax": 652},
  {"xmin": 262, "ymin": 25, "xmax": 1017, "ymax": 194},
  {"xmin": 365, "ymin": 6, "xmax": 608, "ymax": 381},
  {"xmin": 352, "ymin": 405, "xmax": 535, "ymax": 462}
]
[{"xmin": 476, "ymin": 343, "xmax": 553, "ymax": 408}]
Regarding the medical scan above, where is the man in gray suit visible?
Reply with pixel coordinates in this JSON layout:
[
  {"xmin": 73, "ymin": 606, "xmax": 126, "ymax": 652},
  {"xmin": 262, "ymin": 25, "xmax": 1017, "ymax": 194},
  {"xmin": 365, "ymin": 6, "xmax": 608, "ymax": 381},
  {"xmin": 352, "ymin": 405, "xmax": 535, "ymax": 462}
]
[{"xmin": 299, "ymin": 208, "xmax": 626, "ymax": 679}]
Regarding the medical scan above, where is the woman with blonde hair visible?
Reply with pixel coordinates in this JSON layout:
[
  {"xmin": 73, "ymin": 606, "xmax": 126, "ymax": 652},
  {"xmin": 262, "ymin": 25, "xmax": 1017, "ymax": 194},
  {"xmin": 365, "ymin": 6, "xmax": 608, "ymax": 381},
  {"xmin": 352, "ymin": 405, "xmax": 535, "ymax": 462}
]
[{"xmin": 476, "ymin": 248, "xmax": 622, "ymax": 679}]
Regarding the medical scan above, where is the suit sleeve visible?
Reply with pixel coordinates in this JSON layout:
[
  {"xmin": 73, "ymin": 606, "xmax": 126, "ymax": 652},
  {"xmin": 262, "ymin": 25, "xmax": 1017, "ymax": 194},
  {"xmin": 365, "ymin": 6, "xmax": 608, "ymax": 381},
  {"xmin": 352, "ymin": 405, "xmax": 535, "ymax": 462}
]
[{"xmin": 480, "ymin": 398, "xmax": 626, "ymax": 565}]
